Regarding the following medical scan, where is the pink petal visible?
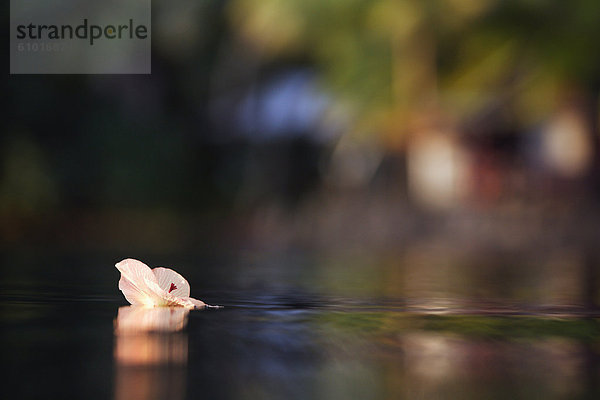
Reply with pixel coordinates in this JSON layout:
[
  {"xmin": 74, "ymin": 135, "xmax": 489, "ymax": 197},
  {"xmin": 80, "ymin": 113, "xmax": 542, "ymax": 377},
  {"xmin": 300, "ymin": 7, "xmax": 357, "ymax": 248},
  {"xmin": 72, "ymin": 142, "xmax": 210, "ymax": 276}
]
[
  {"xmin": 187, "ymin": 297, "xmax": 206, "ymax": 309},
  {"xmin": 156, "ymin": 293, "xmax": 206, "ymax": 310},
  {"xmin": 115, "ymin": 258, "xmax": 166, "ymax": 306},
  {"xmin": 152, "ymin": 267, "xmax": 191, "ymax": 298}
]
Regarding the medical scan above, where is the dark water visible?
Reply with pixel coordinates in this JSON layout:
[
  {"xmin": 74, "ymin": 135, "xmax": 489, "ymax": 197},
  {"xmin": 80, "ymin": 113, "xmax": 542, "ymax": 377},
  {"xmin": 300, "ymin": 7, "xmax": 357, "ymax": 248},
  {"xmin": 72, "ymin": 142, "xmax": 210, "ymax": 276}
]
[
  {"xmin": 2, "ymin": 252, "xmax": 600, "ymax": 399},
  {"xmin": 3, "ymin": 292, "xmax": 600, "ymax": 399}
]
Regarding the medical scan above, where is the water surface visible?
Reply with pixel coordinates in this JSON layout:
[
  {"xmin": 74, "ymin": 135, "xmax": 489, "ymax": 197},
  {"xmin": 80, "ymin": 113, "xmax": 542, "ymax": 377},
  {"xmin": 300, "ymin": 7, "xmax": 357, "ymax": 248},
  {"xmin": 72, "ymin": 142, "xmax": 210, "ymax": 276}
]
[
  {"xmin": 3, "ymin": 249, "xmax": 600, "ymax": 399},
  {"xmin": 3, "ymin": 288, "xmax": 600, "ymax": 400}
]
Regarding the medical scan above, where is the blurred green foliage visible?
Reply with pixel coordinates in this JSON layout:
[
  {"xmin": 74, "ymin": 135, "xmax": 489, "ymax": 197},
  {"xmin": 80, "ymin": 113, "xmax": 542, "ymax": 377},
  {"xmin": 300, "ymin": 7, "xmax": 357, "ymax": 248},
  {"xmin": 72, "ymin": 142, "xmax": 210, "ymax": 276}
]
[
  {"xmin": 3, "ymin": 0, "xmax": 600, "ymax": 246},
  {"xmin": 0, "ymin": 134, "xmax": 59, "ymax": 216},
  {"xmin": 228, "ymin": 0, "xmax": 600, "ymax": 139}
]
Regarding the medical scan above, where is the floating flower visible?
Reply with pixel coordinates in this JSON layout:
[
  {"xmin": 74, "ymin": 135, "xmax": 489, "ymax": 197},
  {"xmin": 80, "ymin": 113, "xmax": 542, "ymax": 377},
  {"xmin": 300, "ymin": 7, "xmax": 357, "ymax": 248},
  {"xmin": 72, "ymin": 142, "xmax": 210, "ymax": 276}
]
[{"xmin": 115, "ymin": 258, "xmax": 216, "ymax": 309}]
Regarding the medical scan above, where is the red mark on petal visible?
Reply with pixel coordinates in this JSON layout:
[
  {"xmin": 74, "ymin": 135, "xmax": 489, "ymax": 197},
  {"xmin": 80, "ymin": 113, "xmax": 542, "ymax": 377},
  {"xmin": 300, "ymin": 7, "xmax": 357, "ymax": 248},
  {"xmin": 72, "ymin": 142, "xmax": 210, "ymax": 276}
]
[{"xmin": 168, "ymin": 283, "xmax": 178, "ymax": 293}]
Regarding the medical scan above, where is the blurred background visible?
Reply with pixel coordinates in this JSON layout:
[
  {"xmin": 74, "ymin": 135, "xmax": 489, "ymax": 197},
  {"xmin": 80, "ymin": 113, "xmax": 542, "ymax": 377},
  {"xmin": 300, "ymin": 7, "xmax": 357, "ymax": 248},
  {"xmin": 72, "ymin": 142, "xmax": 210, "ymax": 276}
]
[
  {"xmin": 3, "ymin": 0, "xmax": 600, "ymax": 306},
  {"xmin": 4, "ymin": 1, "xmax": 600, "ymax": 399}
]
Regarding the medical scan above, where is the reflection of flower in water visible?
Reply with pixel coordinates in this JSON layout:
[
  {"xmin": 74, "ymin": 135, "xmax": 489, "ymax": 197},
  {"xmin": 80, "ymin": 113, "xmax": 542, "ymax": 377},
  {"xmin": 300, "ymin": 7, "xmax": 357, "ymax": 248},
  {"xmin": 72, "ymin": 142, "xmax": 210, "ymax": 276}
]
[
  {"xmin": 115, "ymin": 306, "xmax": 190, "ymax": 334},
  {"xmin": 113, "ymin": 258, "xmax": 220, "ymax": 400},
  {"xmin": 114, "ymin": 306, "xmax": 189, "ymax": 365},
  {"xmin": 114, "ymin": 307, "xmax": 189, "ymax": 400}
]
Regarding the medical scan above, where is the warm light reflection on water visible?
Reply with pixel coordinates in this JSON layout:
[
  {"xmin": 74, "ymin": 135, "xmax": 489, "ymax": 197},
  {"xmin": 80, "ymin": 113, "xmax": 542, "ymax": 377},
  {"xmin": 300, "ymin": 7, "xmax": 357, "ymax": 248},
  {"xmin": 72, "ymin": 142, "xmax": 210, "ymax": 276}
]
[
  {"xmin": 4, "ymin": 249, "xmax": 600, "ymax": 400},
  {"xmin": 114, "ymin": 307, "xmax": 189, "ymax": 400},
  {"xmin": 114, "ymin": 306, "xmax": 190, "ymax": 334},
  {"xmin": 393, "ymin": 334, "xmax": 585, "ymax": 399}
]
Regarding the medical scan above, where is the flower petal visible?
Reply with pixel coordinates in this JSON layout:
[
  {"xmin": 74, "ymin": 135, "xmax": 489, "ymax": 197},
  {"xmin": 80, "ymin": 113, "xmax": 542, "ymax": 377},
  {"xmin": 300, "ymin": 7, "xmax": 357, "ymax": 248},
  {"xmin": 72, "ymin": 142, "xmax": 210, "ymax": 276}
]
[
  {"xmin": 152, "ymin": 267, "xmax": 191, "ymax": 298},
  {"xmin": 165, "ymin": 295, "xmax": 197, "ymax": 309},
  {"xmin": 187, "ymin": 297, "xmax": 206, "ymax": 309},
  {"xmin": 115, "ymin": 258, "xmax": 166, "ymax": 306}
]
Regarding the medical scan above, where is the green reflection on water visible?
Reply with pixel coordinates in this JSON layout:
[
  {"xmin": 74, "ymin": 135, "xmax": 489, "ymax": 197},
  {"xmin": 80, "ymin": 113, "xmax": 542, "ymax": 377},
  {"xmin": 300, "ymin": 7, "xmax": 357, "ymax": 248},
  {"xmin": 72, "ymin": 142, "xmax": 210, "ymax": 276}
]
[{"xmin": 314, "ymin": 312, "xmax": 600, "ymax": 342}]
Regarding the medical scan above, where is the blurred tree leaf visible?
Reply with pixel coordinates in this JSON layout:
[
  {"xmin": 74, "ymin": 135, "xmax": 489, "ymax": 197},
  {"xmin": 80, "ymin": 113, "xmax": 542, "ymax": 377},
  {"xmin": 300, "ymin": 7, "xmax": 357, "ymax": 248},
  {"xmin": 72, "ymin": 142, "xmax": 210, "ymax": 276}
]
[{"xmin": 227, "ymin": 0, "xmax": 600, "ymax": 139}]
